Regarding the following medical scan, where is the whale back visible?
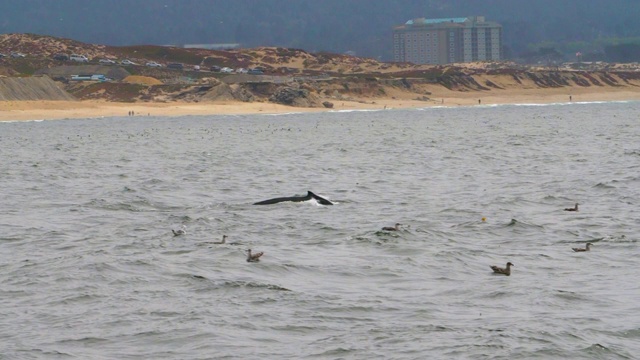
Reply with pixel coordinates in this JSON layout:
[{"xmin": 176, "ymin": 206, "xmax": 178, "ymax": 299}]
[
  {"xmin": 253, "ymin": 191, "xmax": 333, "ymax": 205},
  {"xmin": 308, "ymin": 191, "xmax": 334, "ymax": 205}
]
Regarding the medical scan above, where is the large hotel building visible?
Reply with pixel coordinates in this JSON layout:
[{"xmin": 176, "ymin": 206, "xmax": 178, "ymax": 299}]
[{"xmin": 392, "ymin": 16, "xmax": 502, "ymax": 65}]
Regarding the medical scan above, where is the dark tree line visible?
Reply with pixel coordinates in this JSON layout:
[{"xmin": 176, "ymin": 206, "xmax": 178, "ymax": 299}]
[{"xmin": 605, "ymin": 44, "xmax": 640, "ymax": 63}]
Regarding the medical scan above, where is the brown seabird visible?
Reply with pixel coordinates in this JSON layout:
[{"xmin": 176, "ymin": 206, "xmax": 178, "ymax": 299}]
[
  {"xmin": 572, "ymin": 243, "xmax": 593, "ymax": 252},
  {"xmin": 490, "ymin": 262, "xmax": 514, "ymax": 276},
  {"xmin": 246, "ymin": 249, "xmax": 264, "ymax": 262}
]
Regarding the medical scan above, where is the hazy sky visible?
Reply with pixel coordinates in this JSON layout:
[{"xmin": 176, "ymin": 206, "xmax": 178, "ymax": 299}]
[{"xmin": 1, "ymin": 0, "xmax": 638, "ymax": 59}]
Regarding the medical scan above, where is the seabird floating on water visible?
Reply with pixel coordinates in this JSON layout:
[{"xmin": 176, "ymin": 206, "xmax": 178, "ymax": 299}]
[
  {"xmin": 382, "ymin": 223, "xmax": 402, "ymax": 231},
  {"xmin": 213, "ymin": 235, "xmax": 227, "ymax": 244},
  {"xmin": 172, "ymin": 227, "xmax": 186, "ymax": 236},
  {"xmin": 572, "ymin": 243, "xmax": 593, "ymax": 252},
  {"xmin": 246, "ymin": 249, "xmax": 264, "ymax": 262},
  {"xmin": 564, "ymin": 203, "xmax": 579, "ymax": 212},
  {"xmin": 197, "ymin": 235, "xmax": 229, "ymax": 246},
  {"xmin": 490, "ymin": 262, "xmax": 514, "ymax": 276}
]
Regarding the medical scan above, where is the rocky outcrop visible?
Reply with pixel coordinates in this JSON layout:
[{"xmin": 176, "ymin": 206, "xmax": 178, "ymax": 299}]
[
  {"xmin": 268, "ymin": 86, "xmax": 321, "ymax": 107},
  {"xmin": 153, "ymin": 83, "xmax": 254, "ymax": 102},
  {"xmin": 0, "ymin": 76, "xmax": 75, "ymax": 101},
  {"xmin": 212, "ymin": 84, "xmax": 252, "ymax": 102},
  {"xmin": 232, "ymin": 87, "xmax": 255, "ymax": 102},
  {"xmin": 199, "ymin": 83, "xmax": 236, "ymax": 101}
]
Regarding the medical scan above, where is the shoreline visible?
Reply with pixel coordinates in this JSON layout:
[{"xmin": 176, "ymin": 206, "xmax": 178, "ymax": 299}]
[{"xmin": 2, "ymin": 88, "xmax": 640, "ymax": 122}]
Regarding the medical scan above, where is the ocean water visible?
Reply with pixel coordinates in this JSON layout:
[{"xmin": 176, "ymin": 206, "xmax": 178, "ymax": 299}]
[{"xmin": 1, "ymin": 102, "xmax": 639, "ymax": 359}]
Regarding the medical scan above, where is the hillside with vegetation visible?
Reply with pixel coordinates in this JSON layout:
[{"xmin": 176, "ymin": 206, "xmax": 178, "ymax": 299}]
[{"xmin": 1, "ymin": 34, "xmax": 640, "ymax": 104}]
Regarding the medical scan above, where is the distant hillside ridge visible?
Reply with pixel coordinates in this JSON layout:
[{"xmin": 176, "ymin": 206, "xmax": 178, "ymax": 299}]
[{"xmin": 0, "ymin": 76, "xmax": 76, "ymax": 101}]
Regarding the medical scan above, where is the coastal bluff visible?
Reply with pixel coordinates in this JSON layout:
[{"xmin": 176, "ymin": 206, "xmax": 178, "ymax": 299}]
[{"xmin": 0, "ymin": 76, "xmax": 75, "ymax": 101}]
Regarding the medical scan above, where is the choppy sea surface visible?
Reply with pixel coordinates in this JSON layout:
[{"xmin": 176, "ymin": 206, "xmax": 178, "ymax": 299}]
[{"xmin": 1, "ymin": 102, "xmax": 639, "ymax": 359}]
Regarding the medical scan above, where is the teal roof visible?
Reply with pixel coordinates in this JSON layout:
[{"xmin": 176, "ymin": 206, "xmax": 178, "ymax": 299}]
[{"xmin": 406, "ymin": 17, "xmax": 468, "ymax": 26}]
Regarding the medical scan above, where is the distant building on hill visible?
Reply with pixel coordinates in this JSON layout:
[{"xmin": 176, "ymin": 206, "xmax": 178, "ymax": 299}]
[
  {"xmin": 166, "ymin": 43, "xmax": 241, "ymax": 50},
  {"xmin": 392, "ymin": 16, "xmax": 502, "ymax": 65}
]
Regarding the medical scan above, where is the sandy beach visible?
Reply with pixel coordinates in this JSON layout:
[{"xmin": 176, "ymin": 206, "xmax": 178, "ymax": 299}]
[{"xmin": 1, "ymin": 87, "xmax": 640, "ymax": 122}]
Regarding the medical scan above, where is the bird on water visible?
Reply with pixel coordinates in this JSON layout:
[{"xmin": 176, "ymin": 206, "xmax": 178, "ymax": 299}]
[
  {"xmin": 382, "ymin": 223, "xmax": 402, "ymax": 231},
  {"xmin": 213, "ymin": 235, "xmax": 227, "ymax": 244},
  {"xmin": 197, "ymin": 235, "xmax": 229, "ymax": 246},
  {"xmin": 172, "ymin": 226, "xmax": 186, "ymax": 236},
  {"xmin": 564, "ymin": 203, "xmax": 579, "ymax": 212},
  {"xmin": 490, "ymin": 262, "xmax": 514, "ymax": 276},
  {"xmin": 246, "ymin": 249, "xmax": 264, "ymax": 262},
  {"xmin": 572, "ymin": 243, "xmax": 593, "ymax": 252}
]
